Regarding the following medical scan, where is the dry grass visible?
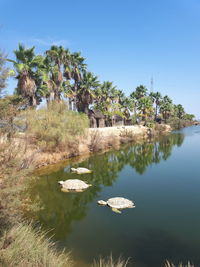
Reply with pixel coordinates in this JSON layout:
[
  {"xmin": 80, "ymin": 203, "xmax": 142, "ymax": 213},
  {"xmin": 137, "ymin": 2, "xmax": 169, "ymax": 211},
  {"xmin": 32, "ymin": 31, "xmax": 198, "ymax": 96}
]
[
  {"xmin": 23, "ymin": 102, "xmax": 89, "ymax": 152},
  {"xmin": 89, "ymin": 129, "xmax": 104, "ymax": 152},
  {"xmin": 92, "ymin": 255, "xmax": 129, "ymax": 267},
  {"xmin": 165, "ymin": 261, "xmax": 194, "ymax": 267},
  {"xmin": 0, "ymin": 223, "xmax": 73, "ymax": 267}
]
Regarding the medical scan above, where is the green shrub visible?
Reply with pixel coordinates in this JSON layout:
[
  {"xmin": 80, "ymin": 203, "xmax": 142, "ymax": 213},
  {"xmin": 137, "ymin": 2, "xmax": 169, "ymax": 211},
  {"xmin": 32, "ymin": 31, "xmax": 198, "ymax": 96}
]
[
  {"xmin": 0, "ymin": 95, "xmax": 27, "ymax": 136},
  {"xmin": 23, "ymin": 102, "xmax": 89, "ymax": 152}
]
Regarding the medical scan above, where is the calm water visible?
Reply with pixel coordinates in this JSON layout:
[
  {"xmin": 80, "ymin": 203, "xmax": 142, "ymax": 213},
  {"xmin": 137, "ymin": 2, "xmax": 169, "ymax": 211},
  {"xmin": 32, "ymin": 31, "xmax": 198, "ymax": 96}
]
[{"xmin": 28, "ymin": 126, "xmax": 200, "ymax": 267}]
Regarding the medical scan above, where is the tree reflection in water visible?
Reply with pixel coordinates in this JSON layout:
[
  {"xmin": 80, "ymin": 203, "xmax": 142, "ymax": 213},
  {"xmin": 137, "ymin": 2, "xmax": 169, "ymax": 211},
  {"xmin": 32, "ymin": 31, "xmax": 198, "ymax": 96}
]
[{"xmin": 27, "ymin": 133, "xmax": 184, "ymax": 240}]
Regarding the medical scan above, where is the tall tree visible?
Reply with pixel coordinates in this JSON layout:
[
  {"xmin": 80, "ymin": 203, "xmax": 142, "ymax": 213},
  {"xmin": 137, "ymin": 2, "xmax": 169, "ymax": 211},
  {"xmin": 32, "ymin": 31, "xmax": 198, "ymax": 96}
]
[
  {"xmin": 137, "ymin": 96, "xmax": 153, "ymax": 125},
  {"xmin": 160, "ymin": 95, "xmax": 173, "ymax": 123},
  {"xmin": 184, "ymin": 113, "xmax": 195, "ymax": 121},
  {"xmin": 76, "ymin": 71, "xmax": 100, "ymax": 114},
  {"xmin": 129, "ymin": 91, "xmax": 138, "ymax": 121},
  {"xmin": 149, "ymin": 91, "xmax": 162, "ymax": 120},
  {"xmin": 174, "ymin": 104, "xmax": 185, "ymax": 119},
  {"xmin": 94, "ymin": 81, "xmax": 118, "ymax": 112},
  {"xmin": 68, "ymin": 51, "xmax": 87, "ymax": 110},
  {"xmin": 45, "ymin": 45, "xmax": 66, "ymax": 101},
  {"xmin": 8, "ymin": 44, "xmax": 42, "ymax": 107},
  {"xmin": 36, "ymin": 55, "xmax": 57, "ymax": 105},
  {"xmin": 120, "ymin": 97, "xmax": 135, "ymax": 120},
  {"xmin": 130, "ymin": 85, "xmax": 148, "ymax": 123},
  {"xmin": 132, "ymin": 85, "xmax": 148, "ymax": 100}
]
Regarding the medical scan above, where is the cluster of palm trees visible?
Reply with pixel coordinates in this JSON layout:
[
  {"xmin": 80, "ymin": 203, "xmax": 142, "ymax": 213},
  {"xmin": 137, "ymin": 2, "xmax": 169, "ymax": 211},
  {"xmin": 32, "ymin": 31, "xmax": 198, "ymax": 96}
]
[
  {"xmin": 130, "ymin": 85, "xmax": 193, "ymax": 124},
  {"xmin": 9, "ymin": 44, "xmax": 194, "ymax": 124}
]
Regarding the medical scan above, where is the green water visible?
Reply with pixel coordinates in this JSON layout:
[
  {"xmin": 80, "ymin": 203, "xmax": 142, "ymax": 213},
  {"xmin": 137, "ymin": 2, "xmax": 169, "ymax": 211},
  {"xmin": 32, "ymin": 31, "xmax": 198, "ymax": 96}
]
[{"xmin": 28, "ymin": 126, "xmax": 200, "ymax": 267}]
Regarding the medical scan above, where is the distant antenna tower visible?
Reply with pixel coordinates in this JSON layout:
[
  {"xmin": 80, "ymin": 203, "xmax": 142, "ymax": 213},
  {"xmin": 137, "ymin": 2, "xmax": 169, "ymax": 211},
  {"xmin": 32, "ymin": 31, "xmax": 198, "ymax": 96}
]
[{"xmin": 150, "ymin": 76, "xmax": 154, "ymax": 92}]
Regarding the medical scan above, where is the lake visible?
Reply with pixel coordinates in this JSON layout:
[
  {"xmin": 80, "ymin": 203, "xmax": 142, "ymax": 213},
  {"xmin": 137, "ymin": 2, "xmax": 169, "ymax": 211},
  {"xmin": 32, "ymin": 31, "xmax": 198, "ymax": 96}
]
[{"xmin": 28, "ymin": 126, "xmax": 200, "ymax": 267}]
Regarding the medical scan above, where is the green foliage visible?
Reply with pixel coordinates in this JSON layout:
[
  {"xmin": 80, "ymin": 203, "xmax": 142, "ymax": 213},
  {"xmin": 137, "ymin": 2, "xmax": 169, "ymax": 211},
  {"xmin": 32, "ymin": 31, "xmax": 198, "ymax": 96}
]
[
  {"xmin": 174, "ymin": 104, "xmax": 185, "ymax": 119},
  {"xmin": 0, "ymin": 95, "xmax": 26, "ymax": 120},
  {"xmin": 0, "ymin": 95, "xmax": 27, "ymax": 136},
  {"xmin": 76, "ymin": 71, "xmax": 100, "ymax": 113},
  {"xmin": 94, "ymin": 81, "xmax": 128, "ymax": 121},
  {"xmin": 9, "ymin": 44, "xmax": 43, "ymax": 106},
  {"xmin": 8, "ymin": 43, "xmax": 193, "ymax": 123},
  {"xmin": 149, "ymin": 91, "xmax": 162, "ymax": 119},
  {"xmin": 137, "ymin": 96, "xmax": 154, "ymax": 123},
  {"xmin": 184, "ymin": 113, "xmax": 195, "ymax": 121},
  {"xmin": 160, "ymin": 95, "xmax": 173, "ymax": 122},
  {"xmin": 94, "ymin": 81, "xmax": 117, "ymax": 111},
  {"xmin": 24, "ymin": 102, "xmax": 89, "ymax": 152},
  {"xmin": 131, "ymin": 85, "xmax": 148, "ymax": 99}
]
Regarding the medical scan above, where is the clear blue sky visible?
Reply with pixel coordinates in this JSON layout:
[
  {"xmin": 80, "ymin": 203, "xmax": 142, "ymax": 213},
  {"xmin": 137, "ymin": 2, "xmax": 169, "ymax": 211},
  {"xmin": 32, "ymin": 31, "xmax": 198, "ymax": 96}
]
[{"xmin": 1, "ymin": 0, "xmax": 200, "ymax": 118}]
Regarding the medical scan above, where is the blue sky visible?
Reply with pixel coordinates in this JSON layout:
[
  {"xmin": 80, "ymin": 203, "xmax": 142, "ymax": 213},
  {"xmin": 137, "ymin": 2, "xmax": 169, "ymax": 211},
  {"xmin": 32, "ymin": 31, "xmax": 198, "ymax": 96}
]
[{"xmin": 1, "ymin": 0, "xmax": 200, "ymax": 118}]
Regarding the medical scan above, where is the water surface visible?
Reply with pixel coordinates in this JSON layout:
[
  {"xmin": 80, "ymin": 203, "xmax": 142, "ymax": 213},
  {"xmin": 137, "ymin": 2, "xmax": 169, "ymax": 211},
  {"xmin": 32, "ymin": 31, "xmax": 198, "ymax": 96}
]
[{"xmin": 29, "ymin": 126, "xmax": 200, "ymax": 267}]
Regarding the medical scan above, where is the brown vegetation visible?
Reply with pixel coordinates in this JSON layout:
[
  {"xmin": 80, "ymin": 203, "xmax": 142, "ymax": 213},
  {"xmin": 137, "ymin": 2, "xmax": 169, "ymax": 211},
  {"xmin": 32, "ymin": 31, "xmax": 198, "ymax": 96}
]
[
  {"xmin": 0, "ymin": 224, "xmax": 73, "ymax": 267},
  {"xmin": 92, "ymin": 255, "xmax": 129, "ymax": 267},
  {"xmin": 165, "ymin": 261, "xmax": 194, "ymax": 267}
]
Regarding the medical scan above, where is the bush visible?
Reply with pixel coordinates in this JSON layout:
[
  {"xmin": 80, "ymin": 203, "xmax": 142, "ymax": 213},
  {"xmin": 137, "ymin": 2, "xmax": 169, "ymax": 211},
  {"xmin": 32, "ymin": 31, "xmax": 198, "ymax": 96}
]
[
  {"xmin": 0, "ymin": 95, "xmax": 27, "ymax": 136},
  {"xmin": 23, "ymin": 102, "xmax": 89, "ymax": 152},
  {"xmin": 166, "ymin": 118, "xmax": 194, "ymax": 130}
]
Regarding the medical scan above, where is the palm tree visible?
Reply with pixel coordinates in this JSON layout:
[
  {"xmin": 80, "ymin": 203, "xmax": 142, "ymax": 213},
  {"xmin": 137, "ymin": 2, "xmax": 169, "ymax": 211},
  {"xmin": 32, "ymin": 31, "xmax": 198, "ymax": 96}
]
[
  {"xmin": 174, "ymin": 104, "xmax": 185, "ymax": 119},
  {"xmin": 45, "ymin": 45, "xmax": 66, "ymax": 101},
  {"xmin": 131, "ymin": 85, "xmax": 148, "ymax": 100},
  {"xmin": 129, "ymin": 91, "xmax": 139, "ymax": 122},
  {"xmin": 63, "ymin": 49, "xmax": 72, "ymax": 80},
  {"xmin": 94, "ymin": 81, "xmax": 125, "ymax": 126},
  {"xmin": 149, "ymin": 91, "xmax": 162, "ymax": 120},
  {"xmin": 70, "ymin": 52, "xmax": 87, "ymax": 83},
  {"xmin": 94, "ymin": 81, "xmax": 117, "ymax": 112},
  {"xmin": 64, "ymin": 51, "xmax": 87, "ymax": 110},
  {"xmin": 114, "ymin": 89, "xmax": 125, "ymax": 105},
  {"xmin": 130, "ymin": 85, "xmax": 148, "ymax": 123},
  {"xmin": 184, "ymin": 113, "xmax": 195, "ymax": 121},
  {"xmin": 137, "ymin": 96, "xmax": 153, "ymax": 125},
  {"xmin": 76, "ymin": 71, "xmax": 100, "ymax": 114},
  {"xmin": 160, "ymin": 95, "xmax": 173, "ymax": 123},
  {"xmin": 120, "ymin": 97, "xmax": 135, "ymax": 122},
  {"xmin": 8, "ymin": 44, "xmax": 42, "ymax": 107},
  {"xmin": 36, "ymin": 56, "xmax": 58, "ymax": 105}
]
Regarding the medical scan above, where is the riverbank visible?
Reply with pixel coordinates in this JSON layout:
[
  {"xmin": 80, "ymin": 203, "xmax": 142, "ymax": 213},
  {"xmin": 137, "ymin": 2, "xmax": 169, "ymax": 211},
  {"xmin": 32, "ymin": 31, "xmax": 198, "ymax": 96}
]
[
  {"xmin": 24, "ymin": 119, "xmax": 199, "ymax": 169},
  {"xmin": 20, "ymin": 124, "xmax": 172, "ymax": 169}
]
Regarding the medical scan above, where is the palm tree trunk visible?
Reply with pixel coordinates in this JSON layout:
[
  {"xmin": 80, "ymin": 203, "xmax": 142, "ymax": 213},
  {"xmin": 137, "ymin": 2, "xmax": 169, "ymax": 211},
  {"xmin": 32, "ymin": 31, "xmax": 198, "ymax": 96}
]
[
  {"xmin": 32, "ymin": 96, "xmax": 37, "ymax": 107},
  {"xmin": 50, "ymin": 91, "xmax": 55, "ymax": 101},
  {"xmin": 84, "ymin": 105, "xmax": 89, "ymax": 115},
  {"xmin": 54, "ymin": 89, "xmax": 60, "ymax": 101},
  {"xmin": 68, "ymin": 98, "xmax": 72, "ymax": 110},
  {"xmin": 155, "ymin": 104, "xmax": 158, "ymax": 121},
  {"xmin": 30, "ymin": 95, "xmax": 37, "ymax": 107},
  {"xmin": 73, "ymin": 97, "xmax": 77, "ymax": 111}
]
